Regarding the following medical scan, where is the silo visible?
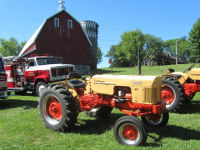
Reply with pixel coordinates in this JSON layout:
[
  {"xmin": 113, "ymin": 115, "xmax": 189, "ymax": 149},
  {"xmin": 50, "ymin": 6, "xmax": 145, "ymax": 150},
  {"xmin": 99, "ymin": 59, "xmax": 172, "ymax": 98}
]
[{"xmin": 80, "ymin": 20, "xmax": 99, "ymax": 70}]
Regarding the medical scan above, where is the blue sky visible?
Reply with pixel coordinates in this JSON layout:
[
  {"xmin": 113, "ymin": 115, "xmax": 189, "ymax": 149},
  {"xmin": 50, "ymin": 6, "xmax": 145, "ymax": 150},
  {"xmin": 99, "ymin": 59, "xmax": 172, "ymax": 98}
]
[{"xmin": 0, "ymin": 0, "xmax": 199, "ymax": 68}]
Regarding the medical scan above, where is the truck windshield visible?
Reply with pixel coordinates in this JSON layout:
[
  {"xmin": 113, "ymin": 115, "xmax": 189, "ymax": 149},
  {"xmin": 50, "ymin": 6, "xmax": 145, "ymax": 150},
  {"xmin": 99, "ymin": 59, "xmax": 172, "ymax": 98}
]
[
  {"xmin": 0, "ymin": 58, "xmax": 5, "ymax": 72},
  {"xmin": 36, "ymin": 58, "xmax": 60, "ymax": 65}
]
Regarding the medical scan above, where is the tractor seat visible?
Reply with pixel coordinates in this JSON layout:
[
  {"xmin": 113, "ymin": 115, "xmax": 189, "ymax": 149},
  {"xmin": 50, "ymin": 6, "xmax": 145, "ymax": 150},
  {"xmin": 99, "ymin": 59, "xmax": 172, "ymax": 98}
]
[{"xmin": 69, "ymin": 80, "xmax": 85, "ymax": 88}]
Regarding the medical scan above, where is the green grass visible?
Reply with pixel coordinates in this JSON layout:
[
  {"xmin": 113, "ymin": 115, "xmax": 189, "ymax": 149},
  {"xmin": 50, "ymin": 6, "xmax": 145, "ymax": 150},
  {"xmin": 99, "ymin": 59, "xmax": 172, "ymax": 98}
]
[
  {"xmin": 98, "ymin": 63, "xmax": 200, "ymax": 75},
  {"xmin": 0, "ymin": 64, "xmax": 200, "ymax": 150}
]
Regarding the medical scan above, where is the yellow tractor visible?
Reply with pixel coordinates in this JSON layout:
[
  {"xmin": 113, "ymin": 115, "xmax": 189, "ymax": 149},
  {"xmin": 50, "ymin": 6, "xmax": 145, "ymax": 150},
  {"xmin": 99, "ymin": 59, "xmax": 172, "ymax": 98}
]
[
  {"xmin": 39, "ymin": 73, "xmax": 169, "ymax": 146},
  {"xmin": 161, "ymin": 64, "xmax": 200, "ymax": 112}
]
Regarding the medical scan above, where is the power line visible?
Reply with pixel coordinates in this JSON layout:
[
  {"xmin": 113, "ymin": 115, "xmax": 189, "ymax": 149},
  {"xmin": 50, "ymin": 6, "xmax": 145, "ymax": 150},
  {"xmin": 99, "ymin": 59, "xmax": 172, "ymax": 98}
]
[
  {"xmin": 0, "ymin": 14, "xmax": 41, "ymax": 22},
  {"xmin": 0, "ymin": 14, "xmax": 130, "ymax": 32}
]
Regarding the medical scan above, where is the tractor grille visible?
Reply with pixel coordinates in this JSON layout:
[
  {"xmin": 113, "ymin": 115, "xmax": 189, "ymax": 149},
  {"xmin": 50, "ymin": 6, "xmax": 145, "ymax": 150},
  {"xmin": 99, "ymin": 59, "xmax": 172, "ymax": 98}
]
[
  {"xmin": 144, "ymin": 87, "xmax": 161, "ymax": 104},
  {"xmin": 50, "ymin": 67, "xmax": 73, "ymax": 81}
]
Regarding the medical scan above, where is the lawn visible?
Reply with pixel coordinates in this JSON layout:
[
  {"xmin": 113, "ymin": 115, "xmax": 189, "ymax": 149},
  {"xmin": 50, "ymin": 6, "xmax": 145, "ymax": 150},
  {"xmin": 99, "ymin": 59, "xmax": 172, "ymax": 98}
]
[{"xmin": 0, "ymin": 64, "xmax": 200, "ymax": 150}]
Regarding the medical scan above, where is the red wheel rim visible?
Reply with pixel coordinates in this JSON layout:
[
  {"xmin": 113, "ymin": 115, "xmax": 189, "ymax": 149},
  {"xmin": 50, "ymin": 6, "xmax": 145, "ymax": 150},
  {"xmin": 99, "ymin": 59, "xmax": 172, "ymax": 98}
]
[
  {"xmin": 47, "ymin": 98, "xmax": 62, "ymax": 120},
  {"xmin": 122, "ymin": 125, "xmax": 138, "ymax": 140},
  {"xmin": 161, "ymin": 85, "xmax": 175, "ymax": 104}
]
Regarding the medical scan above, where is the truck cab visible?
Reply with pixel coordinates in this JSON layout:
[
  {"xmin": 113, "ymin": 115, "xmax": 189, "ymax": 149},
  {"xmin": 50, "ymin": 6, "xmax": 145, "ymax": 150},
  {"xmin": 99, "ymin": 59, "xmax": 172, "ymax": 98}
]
[{"xmin": 4, "ymin": 55, "xmax": 74, "ymax": 96}]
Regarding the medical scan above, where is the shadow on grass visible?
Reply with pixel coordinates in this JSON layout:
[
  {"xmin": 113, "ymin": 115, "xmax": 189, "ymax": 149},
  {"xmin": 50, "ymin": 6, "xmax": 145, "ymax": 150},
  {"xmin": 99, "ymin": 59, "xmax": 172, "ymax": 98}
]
[
  {"xmin": 72, "ymin": 113, "xmax": 124, "ymax": 135},
  {"xmin": 147, "ymin": 125, "xmax": 200, "ymax": 146},
  {"xmin": 70, "ymin": 113, "xmax": 200, "ymax": 147},
  {"xmin": 177, "ymin": 100, "xmax": 200, "ymax": 114},
  {"xmin": 0, "ymin": 99, "xmax": 38, "ymax": 110},
  {"xmin": 15, "ymin": 91, "xmax": 38, "ymax": 97}
]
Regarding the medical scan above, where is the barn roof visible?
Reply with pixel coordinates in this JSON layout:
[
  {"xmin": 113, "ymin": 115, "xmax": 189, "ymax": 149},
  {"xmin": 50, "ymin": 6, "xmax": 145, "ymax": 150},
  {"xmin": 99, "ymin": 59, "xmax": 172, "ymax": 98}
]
[{"xmin": 19, "ymin": 10, "xmax": 92, "ymax": 57}]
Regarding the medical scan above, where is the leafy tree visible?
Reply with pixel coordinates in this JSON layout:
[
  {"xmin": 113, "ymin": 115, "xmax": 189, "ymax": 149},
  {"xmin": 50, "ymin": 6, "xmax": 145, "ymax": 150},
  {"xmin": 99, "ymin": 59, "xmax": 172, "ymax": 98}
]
[
  {"xmin": 0, "ymin": 37, "xmax": 25, "ymax": 56},
  {"xmin": 144, "ymin": 34, "xmax": 164, "ymax": 65},
  {"xmin": 106, "ymin": 44, "xmax": 128, "ymax": 67},
  {"xmin": 178, "ymin": 37, "xmax": 191, "ymax": 61},
  {"xmin": 120, "ymin": 29, "xmax": 145, "ymax": 66},
  {"xmin": 189, "ymin": 18, "xmax": 200, "ymax": 62},
  {"xmin": 165, "ymin": 37, "xmax": 191, "ymax": 61},
  {"xmin": 107, "ymin": 29, "xmax": 145, "ymax": 67},
  {"xmin": 97, "ymin": 47, "xmax": 103, "ymax": 64},
  {"xmin": 165, "ymin": 39, "xmax": 177, "ymax": 57}
]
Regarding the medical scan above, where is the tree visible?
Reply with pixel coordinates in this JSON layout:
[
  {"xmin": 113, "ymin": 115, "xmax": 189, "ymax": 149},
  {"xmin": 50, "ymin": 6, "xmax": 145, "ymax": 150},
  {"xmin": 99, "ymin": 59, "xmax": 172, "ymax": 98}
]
[
  {"xmin": 107, "ymin": 44, "xmax": 130, "ymax": 67},
  {"xmin": 97, "ymin": 47, "xmax": 103, "ymax": 64},
  {"xmin": 120, "ymin": 29, "xmax": 145, "ymax": 66},
  {"xmin": 144, "ymin": 34, "xmax": 164, "ymax": 65},
  {"xmin": 178, "ymin": 37, "xmax": 191, "ymax": 61},
  {"xmin": 189, "ymin": 18, "xmax": 200, "ymax": 62},
  {"xmin": 106, "ymin": 29, "xmax": 145, "ymax": 67},
  {"xmin": 165, "ymin": 37, "xmax": 191, "ymax": 61},
  {"xmin": 0, "ymin": 37, "xmax": 25, "ymax": 56}
]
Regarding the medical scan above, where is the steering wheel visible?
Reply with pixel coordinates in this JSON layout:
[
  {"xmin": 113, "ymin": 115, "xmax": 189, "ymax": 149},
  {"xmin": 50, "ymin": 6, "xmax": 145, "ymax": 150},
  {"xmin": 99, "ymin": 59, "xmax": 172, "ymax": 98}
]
[
  {"xmin": 183, "ymin": 64, "xmax": 195, "ymax": 73},
  {"xmin": 66, "ymin": 72, "xmax": 85, "ymax": 88},
  {"xmin": 66, "ymin": 72, "xmax": 82, "ymax": 80}
]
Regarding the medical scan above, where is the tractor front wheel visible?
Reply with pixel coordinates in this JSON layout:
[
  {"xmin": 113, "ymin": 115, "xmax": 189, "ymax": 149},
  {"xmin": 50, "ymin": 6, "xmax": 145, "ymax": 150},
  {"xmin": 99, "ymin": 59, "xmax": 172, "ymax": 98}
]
[
  {"xmin": 141, "ymin": 112, "xmax": 169, "ymax": 127},
  {"xmin": 39, "ymin": 84, "xmax": 79, "ymax": 131},
  {"xmin": 114, "ymin": 116, "xmax": 147, "ymax": 146}
]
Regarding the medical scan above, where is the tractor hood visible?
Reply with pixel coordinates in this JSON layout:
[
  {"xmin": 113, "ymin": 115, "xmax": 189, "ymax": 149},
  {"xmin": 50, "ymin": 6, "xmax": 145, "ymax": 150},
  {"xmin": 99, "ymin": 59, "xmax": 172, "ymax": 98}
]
[
  {"xmin": 90, "ymin": 75, "xmax": 162, "ymax": 104},
  {"xmin": 187, "ymin": 68, "xmax": 200, "ymax": 80},
  {"xmin": 172, "ymin": 68, "xmax": 200, "ymax": 83},
  {"xmin": 91, "ymin": 75, "xmax": 160, "ymax": 87}
]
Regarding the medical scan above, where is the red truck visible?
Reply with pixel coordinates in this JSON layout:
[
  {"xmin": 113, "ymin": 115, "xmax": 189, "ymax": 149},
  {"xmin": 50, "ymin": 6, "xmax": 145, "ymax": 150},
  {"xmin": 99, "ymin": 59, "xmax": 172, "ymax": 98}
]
[
  {"xmin": 4, "ymin": 55, "xmax": 74, "ymax": 96},
  {"xmin": 0, "ymin": 56, "xmax": 14, "ymax": 99}
]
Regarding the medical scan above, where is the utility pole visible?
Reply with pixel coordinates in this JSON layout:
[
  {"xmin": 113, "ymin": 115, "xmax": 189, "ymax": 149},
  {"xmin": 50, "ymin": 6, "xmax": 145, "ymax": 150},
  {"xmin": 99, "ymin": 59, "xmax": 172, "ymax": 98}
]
[{"xmin": 176, "ymin": 40, "xmax": 178, "ymax": 65}]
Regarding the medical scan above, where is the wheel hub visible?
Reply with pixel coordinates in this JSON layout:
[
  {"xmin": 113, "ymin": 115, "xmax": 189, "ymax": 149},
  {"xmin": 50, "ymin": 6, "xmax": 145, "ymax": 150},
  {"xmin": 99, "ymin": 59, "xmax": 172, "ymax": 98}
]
[
  {"xmin": 47, "ymin": 99, "xmax": 62, "ymax": 120},
  {"xmin": 161, "ymin": 86, "xmax": 175, "ymax": 104},
  {"xmin": 122, "ymin": 125, "xmax": 138, "ymax": 140}
]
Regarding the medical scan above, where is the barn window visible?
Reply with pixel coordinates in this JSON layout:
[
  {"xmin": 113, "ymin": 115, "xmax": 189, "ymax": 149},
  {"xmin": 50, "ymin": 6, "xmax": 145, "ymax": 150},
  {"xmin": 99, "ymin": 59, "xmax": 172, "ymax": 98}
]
[
  {"xmin": 67, "ymin": 20, "xmax": 73, "ymax": 29},
  {"xmin": 54, "ymin": 18, "xmax": 60, "ymax": 28}
]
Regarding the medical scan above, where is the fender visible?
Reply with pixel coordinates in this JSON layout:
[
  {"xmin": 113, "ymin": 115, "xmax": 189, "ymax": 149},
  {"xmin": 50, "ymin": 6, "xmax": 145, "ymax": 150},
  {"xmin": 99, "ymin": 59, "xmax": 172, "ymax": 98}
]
[
  {"xmin": 58, "ymin": 80, "xmax": 78, "ymax": 97},
  {"xmin": 34, "ymin": 75, "xmax": 50, "ymax": 84}
]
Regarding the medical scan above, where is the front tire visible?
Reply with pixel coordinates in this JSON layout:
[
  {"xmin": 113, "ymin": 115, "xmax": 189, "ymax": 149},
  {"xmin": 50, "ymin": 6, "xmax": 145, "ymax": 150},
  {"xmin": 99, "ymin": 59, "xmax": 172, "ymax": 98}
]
[
  {"xmin": 141, "ymin": 112, "xmax": 169, "ymax": 126},
  {"xmin": 36, "ymin": 81, "xmax": 47, "ymax": 97},
  {"xmin": 114, "ymin": 116, "xmax": 147, "ymax": 146},
  {"xmin": 39, "ymin": 84, "xmax": 79, "ymax": 131}
]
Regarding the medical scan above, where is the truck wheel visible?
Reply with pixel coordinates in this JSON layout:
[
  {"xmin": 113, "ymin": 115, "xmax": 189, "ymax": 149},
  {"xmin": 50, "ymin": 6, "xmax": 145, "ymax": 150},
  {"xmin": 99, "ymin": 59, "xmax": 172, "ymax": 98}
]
[
  {"xmin": 114, "ymin": 116, "xmax": 147, "ymax": 146},
  {"xmin": 161, "ymin": 79, "xmax": 184, "ymax": 112},
  {"xmin": 86, "ymin": 107, "xmax": 113, "ymax": 118},
  {"xmin": 141, "ymin": 112, "xmax": 169, "ymax": 127},
  {"xmin": 36, "ymin": 81, "xmax": 47, "ymax": 97},
  {"xmin": 39, "ymin": 84, "xmax": 79, "ymax": 132}
]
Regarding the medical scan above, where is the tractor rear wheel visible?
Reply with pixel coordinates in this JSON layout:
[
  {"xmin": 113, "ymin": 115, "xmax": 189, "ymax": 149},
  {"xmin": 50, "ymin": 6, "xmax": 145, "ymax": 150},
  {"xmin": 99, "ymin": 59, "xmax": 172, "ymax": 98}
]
[
  {"xmin": 114, "ymin": 116, "xmax": 147, "ymax": 146},
  {"xmin": 161, "ymin": 79, "xmax": 184, "ymax": 112},
  {"xmin": 39, "ymin": 84, "xmax": 79, "ymax": 132},
  {"xmin": 86, "ymin": 106, "xmax": 113, "ymax": 118},
  {"xmin": 141, "ymin": 112, "xmax": 169, "ymax": 126}
]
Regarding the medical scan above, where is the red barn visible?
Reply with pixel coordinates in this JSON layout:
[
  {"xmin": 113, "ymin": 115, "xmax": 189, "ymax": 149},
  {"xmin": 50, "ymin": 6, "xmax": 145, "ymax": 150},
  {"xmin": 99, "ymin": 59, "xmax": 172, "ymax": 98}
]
[{"xmin": 19, "ymin": 1, "xmax": 98, "ymax": 73}]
